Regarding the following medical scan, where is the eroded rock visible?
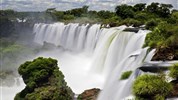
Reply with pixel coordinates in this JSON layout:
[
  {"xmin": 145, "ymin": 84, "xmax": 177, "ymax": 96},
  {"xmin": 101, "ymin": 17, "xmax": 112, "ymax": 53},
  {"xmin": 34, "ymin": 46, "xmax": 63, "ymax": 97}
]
[{"xmin": 77, "ymin": 88, "xmax": 101, "ymax": 100}]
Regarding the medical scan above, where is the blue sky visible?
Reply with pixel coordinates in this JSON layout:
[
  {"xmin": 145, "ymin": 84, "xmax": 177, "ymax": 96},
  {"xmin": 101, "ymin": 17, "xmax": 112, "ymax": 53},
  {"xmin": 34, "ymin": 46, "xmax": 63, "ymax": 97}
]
[{"xmin": 1, "ymin": 0, "xmax": 178, "ymax": 11}]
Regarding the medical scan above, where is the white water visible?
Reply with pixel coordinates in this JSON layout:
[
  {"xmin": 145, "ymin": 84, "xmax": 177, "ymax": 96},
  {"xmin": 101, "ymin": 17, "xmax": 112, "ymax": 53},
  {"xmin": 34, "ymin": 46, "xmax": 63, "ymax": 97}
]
[
  {"xmin": 33, "ymin": 22, "xmax": 155, "ymax": 99},
  {"xmin": 1, "ymin": 22, "xmax": 155, "ymax": 100},
  {"xmin": 34, "ymin": 49, "xmax": 105, "ymax": 94},
  {"xmin": 0, "ymin": 78, "xmax": 25, "ymax": 100}
]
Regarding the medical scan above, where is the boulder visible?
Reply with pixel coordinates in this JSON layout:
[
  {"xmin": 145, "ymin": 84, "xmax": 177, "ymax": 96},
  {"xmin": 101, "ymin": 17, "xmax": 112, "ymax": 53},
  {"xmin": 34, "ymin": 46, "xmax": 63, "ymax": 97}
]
[{"xmin": 77, "ymin": 88, "xmax": 101, "ymax": 100}]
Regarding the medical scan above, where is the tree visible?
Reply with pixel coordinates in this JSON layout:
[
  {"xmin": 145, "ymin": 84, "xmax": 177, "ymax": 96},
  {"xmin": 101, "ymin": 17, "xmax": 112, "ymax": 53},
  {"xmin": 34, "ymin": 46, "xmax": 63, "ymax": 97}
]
[
  {"xmin": 66, "ymin": 5, "xmax": 89, "ymax": 17},
  {"xmin": 146, "ymin": 2, "xmax": 159, "ymax": 13},
  {"xmin": 133, "ymin": 3, "xmax": 146, "ymax": 12},
  {"xmin": 82, "ymin": 5, "xmax": 89, "ymax": 14},
  {"xmin": 115, "ymin": 4, "xmax": 134, "ymax": 19},
  {"xmin": 158, "ymin": 4, "xmax": 173, "ymax": 17},
  {"xmin": 97, "ymin": 10, "xmax": 115, "ymax": 19},
  {"xmin": 53, "ymin": 11, "xmax": 64, "ymax": 21}
]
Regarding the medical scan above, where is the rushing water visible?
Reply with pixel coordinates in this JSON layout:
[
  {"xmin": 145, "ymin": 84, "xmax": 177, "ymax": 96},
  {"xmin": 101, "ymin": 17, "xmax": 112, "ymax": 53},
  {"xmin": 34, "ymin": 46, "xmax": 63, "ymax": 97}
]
[
  {"xmin": 33, "ymin": 22, "xmax": 155, "ymax": 99},
  {"xmin": 1, "ymin": 22, "xmax": 155, "ymax": 100}
]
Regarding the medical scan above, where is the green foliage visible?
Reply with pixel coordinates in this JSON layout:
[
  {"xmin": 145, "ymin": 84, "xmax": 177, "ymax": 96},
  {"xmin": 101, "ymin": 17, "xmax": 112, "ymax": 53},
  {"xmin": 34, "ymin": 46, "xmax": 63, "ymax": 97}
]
[
  {"xmin": 144, "ymin": 20, "xmax": 178, "ymax": 49},
  {"xmin": 115, "ymin": 4, "xmax": 134, "ymax": 19},
  {"xmin": 133, "ymin": 74, "xmax": 173, "ymax": 99},
  {"xmin": 65, "ymin": 5, "xmax": 89, "ymax": 17},
  {"xmin": 97, "ymin": 10, "xmax": 115, "ymax": 19},
  {"xmin": 145, "ymin": 19, "xmax": 158, "ymax": 30},
  {"xmin": 134, "ymin": 12, "xmax": 148, "ymax": 21},
  {"xmin": 120, "ymin": 71, "xmax": 132, "ymax": 80},
  {"xmin": 146, "ymin": 3, "xmax": 173, "ymax": 18},
  {"xmin": 133, "ymin": 3, "xmax": 146, "ymax": 12},
  {"xmin": 169, "ymin": 63, "xmax": 178, "ymax": 79},
  {"xmin": 63, "ymin": 14, "xmax": 75, "ymax": 20},
  {"xmin": 15, "ymin": 57, "xmax": 74, "ymax": 100},
  {"xmin": 146, "ymin": 2, "xmax": 160, "ymax": 13},
  {"xmin": 25, "ymin": 86, "xmax": 72, "ymax": 100},
  {"xmin": 158, "ymin": 4, "xmax": 173, "ymax": 18}
]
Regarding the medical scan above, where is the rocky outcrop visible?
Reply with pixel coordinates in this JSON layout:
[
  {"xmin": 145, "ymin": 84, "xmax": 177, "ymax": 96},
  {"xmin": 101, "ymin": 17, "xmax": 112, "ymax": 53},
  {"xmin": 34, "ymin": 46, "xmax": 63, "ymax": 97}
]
[
  {"xmin": 77, "ymin": 88, "xmax": 101, "ymax": 100},
  {"xmin": 14, "ymin": 57, "xmax": 74, "ymax": 100},
  {"xmin": 152, "ymin": 46, "xmax": 177, "ymax": 61}
]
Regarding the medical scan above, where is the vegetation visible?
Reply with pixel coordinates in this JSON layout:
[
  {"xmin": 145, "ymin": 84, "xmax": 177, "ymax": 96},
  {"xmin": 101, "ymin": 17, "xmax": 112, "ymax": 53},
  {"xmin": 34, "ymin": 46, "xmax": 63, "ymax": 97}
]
[
  {"xmin": 133, "ymin": 74, "xmax": 173, "ymax": 100},
  {"xmin": 169, "ymin": 63, "xmax": 178, "ymax": 79},
  {"xmin": 168, "ymin": 63, "xmax": 178, "ymax": 97},
  {"xmin": 15, "ymin": 57, "xmax": 74, "ymax": 100},
  {"xmin": 120, "ymin": 71, "xmax": 132, "ymax": 80}
]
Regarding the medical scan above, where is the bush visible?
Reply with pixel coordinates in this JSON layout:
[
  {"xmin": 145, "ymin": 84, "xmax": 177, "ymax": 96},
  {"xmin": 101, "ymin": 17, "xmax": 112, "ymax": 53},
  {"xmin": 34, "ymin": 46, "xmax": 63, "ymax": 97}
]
[
  {"xmin": 144, "ymin": 21, "xmax": 174, "ymax": 48},
  {"xmin": 15, "ymin": 57, "xmax": 74, "ymax": 100},
  {"xmin": 120, "ymin": 71, "xmax": 132, "ymax": 80},
  {"xmin": 169, "ymin": 63, "xmax": 178, "ymax": 79},
  {"xmin": 133, "ymin": 74, "xmax": 173, "ymax": 99},
  {"xmin": 145, "ymin": 19, "xmax": 158, "ymax": 30}
]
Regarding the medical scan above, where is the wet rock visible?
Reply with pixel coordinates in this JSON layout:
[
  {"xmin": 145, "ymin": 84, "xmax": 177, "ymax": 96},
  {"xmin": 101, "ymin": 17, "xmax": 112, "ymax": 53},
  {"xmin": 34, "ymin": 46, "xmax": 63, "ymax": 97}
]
[
  {"xmin": 152, "ymin": 47, "xmax": 175, "ymax": 61},
  {"xmin": 77, "ymin": 88, "xmax": 101, "ymax": 100},
  {"xmin": 169, "ymin": 80, "xmax": 178, "ymax": 97}
]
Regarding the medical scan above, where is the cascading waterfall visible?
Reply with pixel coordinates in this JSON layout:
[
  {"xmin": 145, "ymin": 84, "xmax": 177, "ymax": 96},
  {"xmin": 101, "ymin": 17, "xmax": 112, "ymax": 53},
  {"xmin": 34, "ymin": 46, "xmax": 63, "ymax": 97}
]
[
  {"xmin": 34, "ymin": 22, "xmax": 100, "ymax": 53},
  {"xmin": 33, "ymin": 22, "xmax": 155, "ymax": 99}
]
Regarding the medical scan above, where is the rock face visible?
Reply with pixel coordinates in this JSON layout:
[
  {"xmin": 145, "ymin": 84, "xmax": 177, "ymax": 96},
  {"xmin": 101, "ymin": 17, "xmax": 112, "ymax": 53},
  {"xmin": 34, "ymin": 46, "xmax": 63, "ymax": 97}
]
[
  {"xmin": 14, "ymin": 57, "xmax": 74, "ymax": 100},
  {"xmin": 152, "ymin": 46, "xmax": 177, "ymax": 61},
  {"xmin": 170, "ymin": 81, "xmax": 178, "ymax": 97},
  {"xmin": 77, "ymin": 88, "xmax": 101, "ymax": 100}
]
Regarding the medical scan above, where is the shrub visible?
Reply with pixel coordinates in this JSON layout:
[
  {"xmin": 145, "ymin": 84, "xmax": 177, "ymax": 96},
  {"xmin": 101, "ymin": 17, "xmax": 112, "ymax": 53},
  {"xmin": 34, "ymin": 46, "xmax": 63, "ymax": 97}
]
[
  {"xmin": 169, "ymin": 63, "xmax": 178, "ymax": 79},
  {"xmin": 145, "ymin": 19, "xmax": 158, "ymax": 30},
  {"xmin": 133, "ymin": 74, "xmax": 173, "ymax": 99},
  {"xmin": 120, "ymin": 71, "xmax": 132, "ymax": 80},
  {"xmin": 15, "ymin": 57, "xmax": 74, "ymax": 100}
]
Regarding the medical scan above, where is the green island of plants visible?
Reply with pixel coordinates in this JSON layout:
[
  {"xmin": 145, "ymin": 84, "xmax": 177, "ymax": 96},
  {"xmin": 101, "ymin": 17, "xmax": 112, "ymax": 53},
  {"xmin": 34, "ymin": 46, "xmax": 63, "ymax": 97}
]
[
  {"xmin": 133, "ymin": 74, "xmax": 173, "ymax": 100},
  {"xmin": 120, "ymin": 71, "xmax": 133, "ymax": 80},
  {"xmin": 132, "ymin": 62, "xmax": 178, "ymax": 99},
  {"xmin": 14, "ymin": 57, "xmax": 74, "ymax": 100},
  {"xmin": 169, "ymin": 63, "xmax": 178, "ymax": 79}
]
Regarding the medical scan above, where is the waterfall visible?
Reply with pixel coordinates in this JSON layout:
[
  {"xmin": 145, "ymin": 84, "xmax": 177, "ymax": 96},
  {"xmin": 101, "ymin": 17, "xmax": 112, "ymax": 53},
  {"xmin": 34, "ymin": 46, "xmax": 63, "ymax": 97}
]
[
  {"xmin": 33, "ymin": 22, "xmax": 155, "ymax": 99},
  {"xmin": 34, "ymin": 23, "xmax": 101, "ymax": 53}
]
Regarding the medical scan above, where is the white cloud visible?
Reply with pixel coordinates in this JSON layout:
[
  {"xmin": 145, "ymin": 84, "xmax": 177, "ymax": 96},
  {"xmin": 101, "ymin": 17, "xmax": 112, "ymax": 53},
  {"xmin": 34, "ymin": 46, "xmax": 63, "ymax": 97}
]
[{"xmin": 1, "ymin": 0, "xmax": 178, "ymax": 11}]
